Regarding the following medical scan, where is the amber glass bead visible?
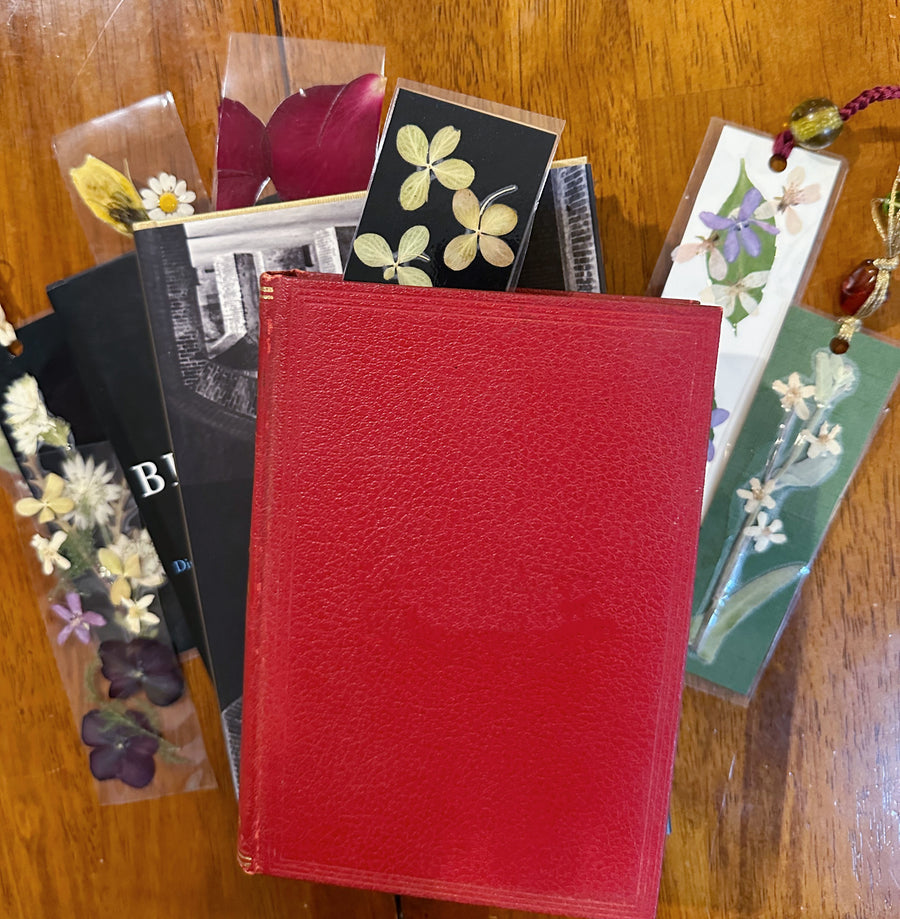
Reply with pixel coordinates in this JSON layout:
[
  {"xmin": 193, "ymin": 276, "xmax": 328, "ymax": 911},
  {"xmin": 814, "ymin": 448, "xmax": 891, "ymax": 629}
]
[
  {"xmin": 789, "ymin": 98, "xmax": 844, "ymax": 150},
  {"xmin": 830, "ymin": 336, "xmax": 850, "ymax": 354},
  {"xmin": 840, "ymin": 259, "xmax": 878, "ymax": 315}
]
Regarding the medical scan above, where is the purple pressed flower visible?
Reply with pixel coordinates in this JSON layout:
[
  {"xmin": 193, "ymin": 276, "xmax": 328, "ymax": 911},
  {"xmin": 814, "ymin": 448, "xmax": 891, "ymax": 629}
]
[
  {"xmin": 708, "ymin": 406, "xmax": 730, "ymax": 462},
  {"xmin": 99, "ymin": 638, "xmax": 185, "ymax": 706},
  {"xmin": 51, "ymin": 592, "xmax": 106, "ymax": 645},
  {"xmin": 699, "ymin": 188, "xmax": 778, "ymax": 263},
  {"xmin": 82, "ymin": 709, "xmax": 159, "ymax": 788}
]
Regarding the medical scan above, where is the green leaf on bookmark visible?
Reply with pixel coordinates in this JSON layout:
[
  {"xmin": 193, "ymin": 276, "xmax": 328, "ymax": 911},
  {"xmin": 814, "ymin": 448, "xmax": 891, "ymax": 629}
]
[
  {"xmin": 705, "ymin": 160, "xmax": 778, "ymax": 329},
  {"xmin": 693, "ymin": 563, "xmax": 805, "ymax": 663},
  {"xmin": 777, "ymin": 452, "xmax": 841, "ymax": 489}
]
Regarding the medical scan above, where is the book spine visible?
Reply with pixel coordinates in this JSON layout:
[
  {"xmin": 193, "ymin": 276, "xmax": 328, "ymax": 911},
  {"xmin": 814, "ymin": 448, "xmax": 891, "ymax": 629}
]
[{"xmin": 236, "ymin": 272, "xmax": 281, "ymax": 872}]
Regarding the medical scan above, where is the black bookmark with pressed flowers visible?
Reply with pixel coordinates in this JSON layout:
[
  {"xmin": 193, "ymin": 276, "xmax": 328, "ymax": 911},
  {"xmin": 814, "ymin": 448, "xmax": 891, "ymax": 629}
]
[{"xmin": 344, "ymin": 83, "xmax": 563, "ymax": 292}]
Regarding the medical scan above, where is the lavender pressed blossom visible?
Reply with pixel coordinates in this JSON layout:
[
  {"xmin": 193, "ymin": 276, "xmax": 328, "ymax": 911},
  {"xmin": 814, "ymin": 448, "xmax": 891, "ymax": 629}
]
[
  {"xmin": 51, "ymin": 592, "xmax": 105, "ymax": 645},
  {"xmin": 699, "ymin": 187, "xmax": 779, "ymax": 263},
  {"xmin": 708, "ymin": 405, "xmax": 730, "ymax": 462}
]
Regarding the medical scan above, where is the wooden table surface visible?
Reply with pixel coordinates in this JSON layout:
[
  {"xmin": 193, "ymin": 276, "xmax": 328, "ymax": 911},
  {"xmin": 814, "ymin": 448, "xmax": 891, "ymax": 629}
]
[{"xmin": 1, "ymin": 1, "xmax": 898, "ymax": 917}]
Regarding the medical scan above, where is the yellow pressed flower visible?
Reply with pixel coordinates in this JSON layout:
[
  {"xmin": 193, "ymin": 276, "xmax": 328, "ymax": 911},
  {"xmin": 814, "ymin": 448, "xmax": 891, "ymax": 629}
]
[
  {"xmin": 353, "ymin": 226, "xmax": 432, "ymax": 286},
  {"xmin": 397, "ymin": 125, "xmax": 475, "ymax": 211},
  {"xmin": 69, "ymin": 155, "xmax": 148, "ymax": 235},
  {"xmin": 15, "ymin": 473, "xmax": 75, "ymax": 523},
  {"xmin": 444, "ymin": 187, "xmax": 518, "ymax": 271},
  {"xmin": 98, "ymin": 545, "xmax": 142, "ymax": 604}
]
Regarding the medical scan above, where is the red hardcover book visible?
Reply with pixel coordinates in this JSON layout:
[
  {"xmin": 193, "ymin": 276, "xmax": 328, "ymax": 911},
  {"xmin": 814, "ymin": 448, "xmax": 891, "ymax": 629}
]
[{"xmin": 239, "ymin": 273, "xmax": 720, "ymax": 919}]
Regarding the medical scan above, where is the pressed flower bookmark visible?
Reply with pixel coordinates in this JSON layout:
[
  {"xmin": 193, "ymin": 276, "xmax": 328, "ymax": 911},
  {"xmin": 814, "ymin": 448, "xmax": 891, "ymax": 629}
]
[
  {"xmin": 344, "ymin": 80, "xmax": 564, "ymax": 292},
  {"xmin": 647, "ymin": 120, "xmax": 846, "ymax": 515},
  {"xmin": 53, "ymin": 94, "xmax": 210, "ymax": 263},
  {"xmin": 214, "ymin": 34, "xmax": 386, "ymax": 209},
  {"xmin": 684, "ymin": 305, "xmax": 900, "ymax": 699},
  {"xmin": 0, "ymin": 337, "xmax": 214, "ymax": 802}
]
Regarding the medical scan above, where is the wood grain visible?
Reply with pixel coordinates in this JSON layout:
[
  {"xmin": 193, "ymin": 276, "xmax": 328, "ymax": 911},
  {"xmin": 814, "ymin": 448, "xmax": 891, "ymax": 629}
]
[{"xmin": 1, "ymin": 0, "xmax": 899, "ymax": 916}]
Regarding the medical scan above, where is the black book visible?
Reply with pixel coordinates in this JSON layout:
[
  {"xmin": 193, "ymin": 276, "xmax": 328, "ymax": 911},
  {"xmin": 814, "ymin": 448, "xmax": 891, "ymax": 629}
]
[
  {"xmin": 518, "ymin": 158, "xmax": 606, "ymax": 293},
  {"xmin": 46, "ymin": 256, "xmax": 205, "ymax": 658},
  {"xmin": 133, "ymin": 196, "xmax": 365, "ymax": 787}
]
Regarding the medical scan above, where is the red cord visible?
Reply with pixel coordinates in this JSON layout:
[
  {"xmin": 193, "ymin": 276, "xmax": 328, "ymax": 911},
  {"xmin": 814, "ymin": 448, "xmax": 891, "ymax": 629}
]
[
  {"xmin": 839, "ymin": 85, "xmax": 900, "ymax": 119},
  {"xmin": 770, "ymin": 85, "xmax": 900, "ymax": 169}
]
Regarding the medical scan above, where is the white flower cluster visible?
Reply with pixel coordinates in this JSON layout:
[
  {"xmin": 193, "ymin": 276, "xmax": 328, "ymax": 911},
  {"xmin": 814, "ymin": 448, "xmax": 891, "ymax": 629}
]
[
  {"xmin": 60, "ymin": 453, "xmax": 123, "ymax": 529},
  {"xmin": 2, "ymin": 375, "xmax": 62, "ymax": 455}
]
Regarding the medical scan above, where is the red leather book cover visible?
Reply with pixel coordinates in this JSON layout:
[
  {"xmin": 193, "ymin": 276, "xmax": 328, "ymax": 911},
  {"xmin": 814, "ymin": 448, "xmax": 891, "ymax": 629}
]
[{"xmin": 239, "ymin": 273, "xmax": 721, "ymax": 919}]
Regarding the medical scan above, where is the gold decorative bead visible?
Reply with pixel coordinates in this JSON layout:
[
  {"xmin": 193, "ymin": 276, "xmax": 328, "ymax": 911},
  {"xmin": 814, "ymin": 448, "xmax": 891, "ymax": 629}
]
[{"xmin": 789, "ymin": 98, "xmax": 843, "ymax": 150}]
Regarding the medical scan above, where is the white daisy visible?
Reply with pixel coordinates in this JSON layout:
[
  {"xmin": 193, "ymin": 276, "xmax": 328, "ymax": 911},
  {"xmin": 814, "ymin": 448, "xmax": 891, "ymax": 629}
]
[
  {"xmin": 140, "ymin": 172, "xmax": 196, "ymax": 220},
  {"xmin": 30, "ymin": 531, "xmax": 71, "ymax": 576},
  {"xmin": 60, "ymin": 453, "xmax": 123, "ymax": 529}
]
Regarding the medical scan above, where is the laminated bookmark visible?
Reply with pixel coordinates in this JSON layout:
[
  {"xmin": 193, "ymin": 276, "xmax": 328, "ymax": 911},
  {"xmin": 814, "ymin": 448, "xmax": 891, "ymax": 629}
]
[
  {"xmin": 344, "ymin": 80, "xmax": 564, "ymax": 292},
  {"xmin": 53, "ymin": 93, "xmax": 210, "ymax": 263},
  {"xmin": 516, "ymin": 158, "xmax": 607, "ymax": 294},
  {"xmin": 685, "ymin": 305, "xmax": 900, "ymax": 699},
  {"xmin": 648, "ymin": 120, "xmax": 845, "ymax": 514},
  {"xmin": 1, "ymin": 319, "xmax": 214, "ymax": 801},
  {"xmin": 4, "ymin": 313, "xmax": 196, "ymax": 655},
  {"xmin": 214, "ymin": 34, "xmax": 386, "ymax": 209}
]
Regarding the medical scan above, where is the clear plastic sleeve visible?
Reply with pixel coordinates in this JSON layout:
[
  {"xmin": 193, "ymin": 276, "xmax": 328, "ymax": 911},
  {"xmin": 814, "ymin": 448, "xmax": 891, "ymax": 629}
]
[{"xmin": 53, "ymin": 93, "xmax": 210, "ymax": 263}]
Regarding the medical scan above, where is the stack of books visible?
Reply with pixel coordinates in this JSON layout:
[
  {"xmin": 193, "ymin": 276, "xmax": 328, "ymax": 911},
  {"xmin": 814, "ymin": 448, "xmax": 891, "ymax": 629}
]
[{"xmin": 24, "ymin": 76, "xmax": 722, "ymax": 919}]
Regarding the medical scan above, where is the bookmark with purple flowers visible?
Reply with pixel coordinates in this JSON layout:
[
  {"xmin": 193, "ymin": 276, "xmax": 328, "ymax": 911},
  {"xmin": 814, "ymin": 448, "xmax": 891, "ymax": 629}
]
[
  {"xmin": 0, "ymin": 368, "xmax": 215, "ymax": 802},
  {"xmin": 648, "ymin": 120, "xmax": 846, "ymax": 515}
]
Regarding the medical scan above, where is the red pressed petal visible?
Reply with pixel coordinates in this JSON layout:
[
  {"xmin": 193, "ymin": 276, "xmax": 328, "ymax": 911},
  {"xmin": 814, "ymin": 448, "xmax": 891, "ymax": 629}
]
[
  {"xmin": 266, "ymin": 73, "xmax": 385, "ymax": 202},
  {"xmin": 214, "ymin": 97, "xmax": 273, "ymax": 210}
]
